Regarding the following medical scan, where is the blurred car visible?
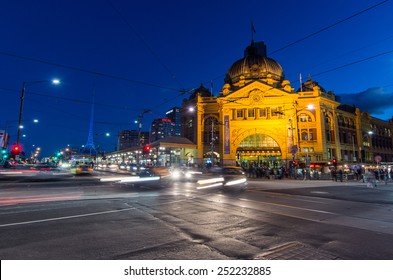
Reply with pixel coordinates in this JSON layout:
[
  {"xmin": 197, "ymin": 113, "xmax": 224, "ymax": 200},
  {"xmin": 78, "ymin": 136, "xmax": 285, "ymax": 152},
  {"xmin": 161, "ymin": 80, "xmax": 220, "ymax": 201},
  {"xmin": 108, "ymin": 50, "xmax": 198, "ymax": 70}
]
[
  {"xmin": 33, "ymin": 162, "xmax": 59, "ymax": 172},
  {"xmin": 126, "ymin": 164, "xmax": 145, "ymax": 175},
  {"xmin": 118, "ymin": 162, "xmax": 127, "ymax": 171},
  {"xmin": 125, "ymin": 167, "xmax": 169, "ymax": 188},
  {"xmin": 74, "ymin": 164, "xmax": 93, "ymax": 175},
  {"xmin": 197, "ymin": 166, "xmax": 248, "ymax": 191},
  {"xmin": 106, "ymin": 162, "xmax": 118, "ymax": 171},
  {"xmin": 170, "ymin": 166, "xmax": 203, "ymax": 182}
]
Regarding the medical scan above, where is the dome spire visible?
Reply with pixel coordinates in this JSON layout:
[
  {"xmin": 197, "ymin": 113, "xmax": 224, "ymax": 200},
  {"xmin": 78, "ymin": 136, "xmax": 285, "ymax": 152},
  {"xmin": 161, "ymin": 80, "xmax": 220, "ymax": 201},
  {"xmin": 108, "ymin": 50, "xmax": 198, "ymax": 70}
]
[{"xmin": 251, "ymin": 21, "xmax": 256, "ymax": 44}]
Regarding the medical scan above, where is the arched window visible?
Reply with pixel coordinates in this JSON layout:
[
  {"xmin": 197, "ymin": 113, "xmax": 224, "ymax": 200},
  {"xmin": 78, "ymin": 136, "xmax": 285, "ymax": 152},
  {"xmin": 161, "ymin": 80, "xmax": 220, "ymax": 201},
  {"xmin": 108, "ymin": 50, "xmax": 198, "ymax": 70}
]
[
  {"xmin": 238, "ymin": 134, "xmax": 280, "ymax": 149},
  {"xmin": 298, "ymin": 113, "xmax": 312, "ymax": 122},
  {"xmin": 301, "ymin": 129, "xmax": 308, "ymax": 140}
]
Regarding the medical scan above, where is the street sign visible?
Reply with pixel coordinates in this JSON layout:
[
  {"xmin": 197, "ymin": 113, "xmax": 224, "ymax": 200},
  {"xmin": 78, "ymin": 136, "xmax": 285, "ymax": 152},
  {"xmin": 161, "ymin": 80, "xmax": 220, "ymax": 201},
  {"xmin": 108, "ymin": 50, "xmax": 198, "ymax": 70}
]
[{"xmin": 375, "ymin": 155, "xmax": 382, "ymax": 163}]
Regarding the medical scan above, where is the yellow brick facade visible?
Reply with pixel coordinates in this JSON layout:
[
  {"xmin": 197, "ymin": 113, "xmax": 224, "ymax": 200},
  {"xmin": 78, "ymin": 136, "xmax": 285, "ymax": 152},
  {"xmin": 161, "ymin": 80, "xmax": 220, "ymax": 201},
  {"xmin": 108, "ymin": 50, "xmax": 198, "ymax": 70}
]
[{"xmin": 181, "ymin": 41, "xmax": 393, "ymax": 169}]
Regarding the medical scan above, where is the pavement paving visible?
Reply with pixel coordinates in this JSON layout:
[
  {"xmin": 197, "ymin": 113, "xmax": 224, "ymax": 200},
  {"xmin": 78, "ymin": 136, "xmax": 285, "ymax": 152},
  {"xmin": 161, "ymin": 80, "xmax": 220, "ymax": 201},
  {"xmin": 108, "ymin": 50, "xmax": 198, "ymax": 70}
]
[{"xmin": 248, "ymin": 177, "xmax": 393, "ymax": 190}]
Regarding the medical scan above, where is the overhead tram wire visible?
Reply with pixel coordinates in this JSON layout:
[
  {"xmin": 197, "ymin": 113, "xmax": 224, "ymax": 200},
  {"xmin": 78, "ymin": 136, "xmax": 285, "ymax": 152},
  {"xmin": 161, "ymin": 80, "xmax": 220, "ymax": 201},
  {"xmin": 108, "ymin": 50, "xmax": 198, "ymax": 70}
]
[
  {"xmin": 311, "ymin": 48, "xmax": 393, "ymax": 78},
  {"xmin": 199, "ymin": 0, "xmax": 391, "ymax": 94},
  {"xmin": 106, "ymin": 0, "xmax": 186, "ymax": 90},
  {"xmin": 298, "ymin": 33, "xmax": 393, "ymax": 74},
  {"xmin": 0, "ymin": 86, "xmax": 143, "ymax": 112},
  {"xmin": 1, "ymin": 1, "xmax": 389, "ymax": 108},
  {"xmin": 270, "ymin": 0, "xmax": 390, "ymax": 55},
  {"xmin": 0, "ymin": 51, "xmax": 179, "ymax": 93}
]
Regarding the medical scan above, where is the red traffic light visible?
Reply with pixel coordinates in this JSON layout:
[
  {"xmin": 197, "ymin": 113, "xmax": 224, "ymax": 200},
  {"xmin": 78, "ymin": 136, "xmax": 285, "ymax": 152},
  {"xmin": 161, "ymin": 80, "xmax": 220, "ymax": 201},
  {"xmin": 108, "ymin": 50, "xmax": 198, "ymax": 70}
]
[
  {"xmin": 143, "ymin": 145, "xmax": 151, "ymax": 154},
  {"xmin": 12, "ymin": 145, "xmax": 20, "ymax": 152},
  {"xmin": 11, "ymin": 145, "xmax": 21, "ymax": 155}
]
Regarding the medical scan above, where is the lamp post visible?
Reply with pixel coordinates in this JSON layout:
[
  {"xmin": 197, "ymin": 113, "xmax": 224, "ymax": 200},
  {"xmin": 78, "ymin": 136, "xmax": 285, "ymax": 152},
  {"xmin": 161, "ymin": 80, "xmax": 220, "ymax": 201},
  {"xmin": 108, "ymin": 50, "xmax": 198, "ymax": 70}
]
[{"xmin": 16, "ymin": 79, "xmax": 60, "ymax": 146}]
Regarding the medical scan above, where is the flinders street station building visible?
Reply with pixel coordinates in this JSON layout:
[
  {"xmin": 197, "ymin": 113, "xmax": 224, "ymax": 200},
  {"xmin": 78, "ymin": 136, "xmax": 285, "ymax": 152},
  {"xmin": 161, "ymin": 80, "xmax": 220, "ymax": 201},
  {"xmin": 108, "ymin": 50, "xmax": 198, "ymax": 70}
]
[{"xmin": 180, "ymin": 40, "xmax": 393, "ymax": 171}]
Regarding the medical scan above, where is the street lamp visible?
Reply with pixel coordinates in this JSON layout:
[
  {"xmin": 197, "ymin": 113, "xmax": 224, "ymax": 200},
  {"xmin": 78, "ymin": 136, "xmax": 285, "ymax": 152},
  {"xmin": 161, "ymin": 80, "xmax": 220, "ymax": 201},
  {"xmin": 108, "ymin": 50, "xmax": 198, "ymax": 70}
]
[
  {"xmin": 3, "ymin": 119, "xmax": 39, "ymax": 148},
  {"xmin": 16, "ymin": 79, "xmax": 60, "ymax": 146}
]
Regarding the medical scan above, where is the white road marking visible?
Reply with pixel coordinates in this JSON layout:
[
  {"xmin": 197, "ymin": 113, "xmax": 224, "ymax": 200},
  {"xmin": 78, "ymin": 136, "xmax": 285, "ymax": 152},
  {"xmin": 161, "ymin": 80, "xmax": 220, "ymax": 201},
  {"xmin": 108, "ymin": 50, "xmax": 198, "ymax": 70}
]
[{"xmin": 0, "ymin": 207, "xmax": 135, "ymax": 228}]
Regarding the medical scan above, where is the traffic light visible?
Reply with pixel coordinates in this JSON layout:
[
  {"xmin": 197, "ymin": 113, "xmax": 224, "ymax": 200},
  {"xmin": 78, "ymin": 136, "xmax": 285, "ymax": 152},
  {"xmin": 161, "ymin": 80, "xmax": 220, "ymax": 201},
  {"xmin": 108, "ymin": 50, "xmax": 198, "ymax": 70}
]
[
  {"xmin": 291, "ymin": 160, "xmax": 297, "ymax": 166},
  {"xmin": 332, "ymin": 158, "xmax": 337, "ymax": 167},
  {"xmin": 11, "ymin": 145, "xmax": 21, "ymax": 155},
  {"xmin": 1, "ymin": 148, "xmax": 8, "ymax": 159},
  {"xmin": 143, "ymin": 145, "xmax": 151, "ymax": 155}
]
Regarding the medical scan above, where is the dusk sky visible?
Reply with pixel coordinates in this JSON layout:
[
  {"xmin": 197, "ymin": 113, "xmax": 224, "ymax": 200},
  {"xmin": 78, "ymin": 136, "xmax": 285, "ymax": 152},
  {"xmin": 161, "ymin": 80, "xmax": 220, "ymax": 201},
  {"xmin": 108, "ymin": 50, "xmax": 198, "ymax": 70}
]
[{"xmin": 1, "ymin": 0, "xmax": 393, "ymax": 157}]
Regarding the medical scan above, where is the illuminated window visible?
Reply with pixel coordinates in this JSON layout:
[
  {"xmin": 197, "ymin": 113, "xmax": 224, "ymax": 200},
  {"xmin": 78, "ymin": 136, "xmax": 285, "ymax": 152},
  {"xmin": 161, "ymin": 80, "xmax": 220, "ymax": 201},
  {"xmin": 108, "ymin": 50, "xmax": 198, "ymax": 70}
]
[
  {"xmin": 259, "ymin": 108, "xmax": 266, "ymax": 117},
  {"xmin": 248, "ymin": 109, "xmax": 255, "ymax": 118},
  {"xmin": 236, "ymin": 109, "xmax": 243, "ymax": 118},
  {"xmin": 299, "ymin": 113, "xmax": 311, "ymax": 122},
  {"xmin": 301, "ymin": 130, "xmax": 308, "ymax": 140}
]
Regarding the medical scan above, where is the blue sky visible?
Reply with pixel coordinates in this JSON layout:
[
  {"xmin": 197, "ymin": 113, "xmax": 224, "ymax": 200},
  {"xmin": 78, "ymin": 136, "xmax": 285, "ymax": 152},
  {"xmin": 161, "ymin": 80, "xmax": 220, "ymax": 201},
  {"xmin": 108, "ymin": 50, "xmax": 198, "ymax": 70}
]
[{"xmin": 1, "ymin": 0, "xmax": 393, "ymax": 157}]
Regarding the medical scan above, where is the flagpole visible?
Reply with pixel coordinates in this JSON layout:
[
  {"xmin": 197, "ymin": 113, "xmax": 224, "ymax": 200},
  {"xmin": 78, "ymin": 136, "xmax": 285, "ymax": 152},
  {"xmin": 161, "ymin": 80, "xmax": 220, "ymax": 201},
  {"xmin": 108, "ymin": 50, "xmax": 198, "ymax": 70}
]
[
  {"xmin": 299, "ymin": 73, "xmax": 303, "ymax": 92},
  {"xmin": 251, "ymin": 21, "xmax": 256, "ymax": 42}
]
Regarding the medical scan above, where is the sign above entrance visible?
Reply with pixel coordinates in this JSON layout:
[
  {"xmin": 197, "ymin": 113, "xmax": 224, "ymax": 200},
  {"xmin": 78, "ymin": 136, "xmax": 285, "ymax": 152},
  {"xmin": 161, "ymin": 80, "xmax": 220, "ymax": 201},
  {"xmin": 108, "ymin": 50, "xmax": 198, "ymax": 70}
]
[{"xmin": 375, "ymin": 155, "xmax": 382, "ymax": 163}]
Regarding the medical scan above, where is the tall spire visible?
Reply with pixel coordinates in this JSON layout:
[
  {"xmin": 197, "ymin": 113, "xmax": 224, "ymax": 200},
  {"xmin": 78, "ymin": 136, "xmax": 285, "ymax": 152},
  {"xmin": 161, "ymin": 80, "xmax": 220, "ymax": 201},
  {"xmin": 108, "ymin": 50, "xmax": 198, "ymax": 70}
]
[
  {"xmin": 84, "ymin": 90, "xmax": 96, "ymax": 153},
  {"xmin": 251, "ymin": 21, "xmax": 256, "ymax": 43}
]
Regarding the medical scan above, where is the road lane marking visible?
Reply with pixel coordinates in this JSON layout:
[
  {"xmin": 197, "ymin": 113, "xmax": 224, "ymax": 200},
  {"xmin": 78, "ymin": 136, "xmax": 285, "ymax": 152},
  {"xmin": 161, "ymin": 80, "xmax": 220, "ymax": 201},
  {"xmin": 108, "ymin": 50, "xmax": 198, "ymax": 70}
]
[
  {"xmin": 0, "ymin": 195, "xmax": 82, "ymax": 206},
  {"xmin": 0, "ymin": 207, "xmax": 136, "ymax": 228}
]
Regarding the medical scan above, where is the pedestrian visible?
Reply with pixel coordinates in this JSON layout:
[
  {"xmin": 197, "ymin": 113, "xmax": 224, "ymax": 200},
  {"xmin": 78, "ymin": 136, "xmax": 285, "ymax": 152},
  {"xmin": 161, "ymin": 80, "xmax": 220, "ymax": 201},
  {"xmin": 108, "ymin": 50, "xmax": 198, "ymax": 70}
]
[
  {"xmin": 331, "ymin": 169, "xmax": 336, "ymax": 181},
  {"xmin": 338, "ymin": 169, "xmax": 343, "ymax": 182},
  {"xmin": 384, "ymin": 169, "xmax": 388, "ymax": 185}
]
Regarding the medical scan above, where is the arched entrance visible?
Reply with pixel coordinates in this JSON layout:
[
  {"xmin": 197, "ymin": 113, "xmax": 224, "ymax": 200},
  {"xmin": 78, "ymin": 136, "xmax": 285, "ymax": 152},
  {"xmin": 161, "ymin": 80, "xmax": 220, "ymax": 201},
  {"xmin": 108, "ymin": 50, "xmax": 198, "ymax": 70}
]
[{"xmin": 236, "ymin": 134, "xmax": 282, "ymax": 168}]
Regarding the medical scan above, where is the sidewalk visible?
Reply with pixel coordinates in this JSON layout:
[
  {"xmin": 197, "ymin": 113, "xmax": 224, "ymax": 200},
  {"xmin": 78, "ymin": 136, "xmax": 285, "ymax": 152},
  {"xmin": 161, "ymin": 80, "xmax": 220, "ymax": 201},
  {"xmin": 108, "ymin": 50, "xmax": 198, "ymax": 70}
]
[{"xmin": 248, "ymin": 177, "xmax": 393, "ymax": 190}]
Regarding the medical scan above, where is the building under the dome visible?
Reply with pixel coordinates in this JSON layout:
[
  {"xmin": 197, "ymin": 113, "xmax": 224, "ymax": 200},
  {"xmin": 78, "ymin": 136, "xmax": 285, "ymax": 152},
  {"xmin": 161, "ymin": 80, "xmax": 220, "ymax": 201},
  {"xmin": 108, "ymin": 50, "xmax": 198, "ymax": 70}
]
[{"xmin": 181, "ymin": 40, "xmax": 393, "ymax": 174}]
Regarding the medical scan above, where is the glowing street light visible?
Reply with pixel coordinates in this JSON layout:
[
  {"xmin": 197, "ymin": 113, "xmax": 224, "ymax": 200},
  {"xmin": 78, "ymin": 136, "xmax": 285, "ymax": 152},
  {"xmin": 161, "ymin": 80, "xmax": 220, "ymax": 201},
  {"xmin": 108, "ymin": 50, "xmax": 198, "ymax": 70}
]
[{"xmin": 17, "ymin": 79, "xmax": 60, "ymax": 146}]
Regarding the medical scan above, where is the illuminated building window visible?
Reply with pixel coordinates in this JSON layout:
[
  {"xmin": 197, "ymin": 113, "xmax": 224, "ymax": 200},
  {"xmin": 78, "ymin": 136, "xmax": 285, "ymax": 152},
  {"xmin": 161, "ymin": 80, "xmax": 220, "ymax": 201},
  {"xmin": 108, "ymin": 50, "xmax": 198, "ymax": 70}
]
[
  {"xmin": 301, "ymin": 129, "xmax": 317, "ymax": 141},
  {"xmin": 236, "ymin": 109, "xmax": 243, "ymax": 119},
  {"xmin": 299, "ymin": 113, "xmax": 311, "ymax": 122},
  {"xmin": 248, "ymin": 108, "xmax": 255, "ymax": 118},
  {"xmin": 259, "ymin": 108, "xmax": 267, "ymax": 117},
  {"xmin": 301, "ymin": 130, "xmax": 308, "ymax": 140}
]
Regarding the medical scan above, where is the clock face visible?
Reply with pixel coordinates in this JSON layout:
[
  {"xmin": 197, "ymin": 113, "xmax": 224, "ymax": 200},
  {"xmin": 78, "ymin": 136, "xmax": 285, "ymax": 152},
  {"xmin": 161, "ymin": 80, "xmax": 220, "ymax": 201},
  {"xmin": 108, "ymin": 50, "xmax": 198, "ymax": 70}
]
[{"xmin": 252, "ymin": 94, "xmax": 260, "ymax": 102}]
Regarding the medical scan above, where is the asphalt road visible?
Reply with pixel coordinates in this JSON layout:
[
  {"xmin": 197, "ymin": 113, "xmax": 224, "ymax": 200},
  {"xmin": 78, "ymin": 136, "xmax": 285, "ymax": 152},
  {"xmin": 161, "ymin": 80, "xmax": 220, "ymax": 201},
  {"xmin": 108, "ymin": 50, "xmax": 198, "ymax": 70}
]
[{"xmin": 1, "ymin": 173, "xmax": 393, "ymax": 260}]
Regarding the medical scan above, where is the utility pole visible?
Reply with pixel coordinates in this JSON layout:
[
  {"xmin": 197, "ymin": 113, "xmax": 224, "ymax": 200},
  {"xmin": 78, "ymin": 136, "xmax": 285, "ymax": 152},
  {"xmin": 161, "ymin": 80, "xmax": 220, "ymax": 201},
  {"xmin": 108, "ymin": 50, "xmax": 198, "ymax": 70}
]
[{"xmin": 136, "ymin": 109, "xmax": 151, "ymax": 165}]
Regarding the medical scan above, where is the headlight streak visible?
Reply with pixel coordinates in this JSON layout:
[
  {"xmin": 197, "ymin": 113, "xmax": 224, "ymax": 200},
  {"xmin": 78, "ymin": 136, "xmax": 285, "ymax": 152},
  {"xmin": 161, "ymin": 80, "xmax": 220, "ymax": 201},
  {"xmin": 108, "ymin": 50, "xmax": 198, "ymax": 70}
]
[
  {"xmin": 196, "ymin": 182, "xmax": 223, "ymax": 189},
  {"xmin": 196, "ymin": 177, "xmax": 225, "ymax": 189},
  {"xmin": 120, "ymin": 176, "xmax": 160, "ymax": 183},
  {"xmin": 99, "ymin": 176, "xmax": 160, "ymax": 183},
  {"xmin": 224, "ymin": 178, "xmax": 247, "ymax": 186}
]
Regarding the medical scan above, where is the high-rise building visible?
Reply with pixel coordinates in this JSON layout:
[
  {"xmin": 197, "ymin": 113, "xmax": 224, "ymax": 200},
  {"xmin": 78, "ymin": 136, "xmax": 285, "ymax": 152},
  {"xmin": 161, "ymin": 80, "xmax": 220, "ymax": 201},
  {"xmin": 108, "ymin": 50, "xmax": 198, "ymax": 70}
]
[
  {"xmin": 150, "ymin": 118, "xmax": 175, "ymax": 142},
  {"xmin": 166, "ymin": 107, "xmax": 181, "ymax": 137},
  {"xmin": 118, "ymin": 130, "xmax": 138, "ymax": 150},
  {"xmin": 118, "ymin": 130, "xmax": 149, "ymax": 150}
]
